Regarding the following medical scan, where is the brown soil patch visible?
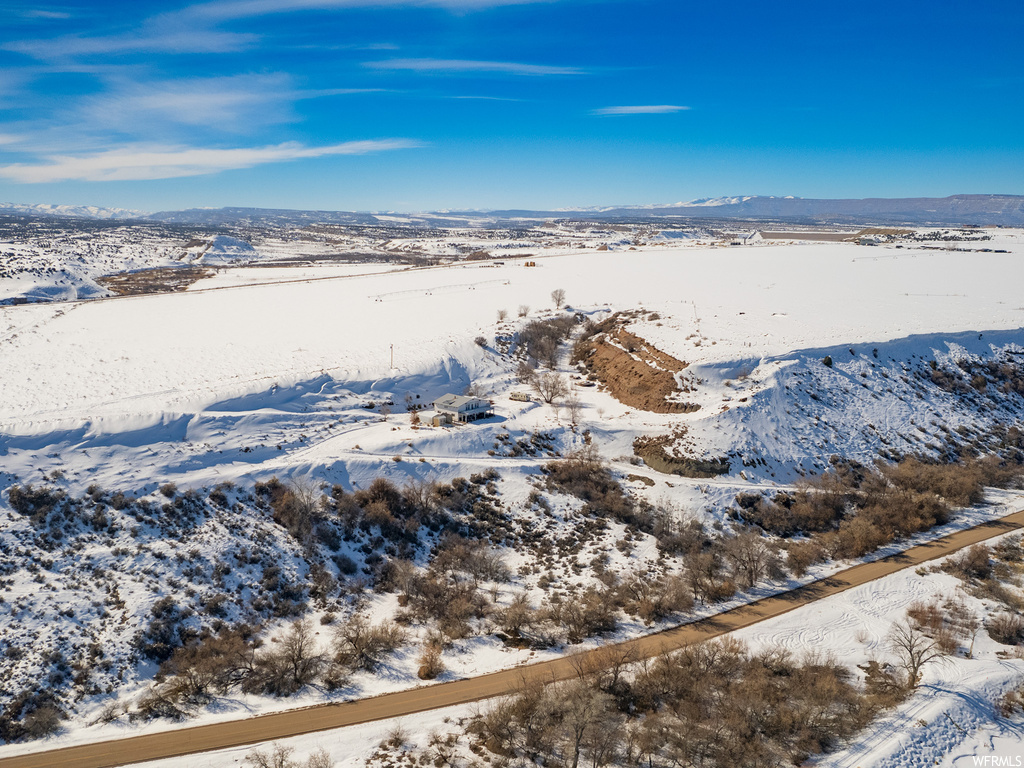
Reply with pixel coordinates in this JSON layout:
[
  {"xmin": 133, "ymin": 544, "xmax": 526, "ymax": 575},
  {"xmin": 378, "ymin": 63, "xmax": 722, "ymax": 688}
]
[
  {"xmin": 98, "ymin": 266, "xmax": 215, "ymax": 296},
  {"xmin": 573, "ymin": 315, "xmax": 699, "ymax": 414}
]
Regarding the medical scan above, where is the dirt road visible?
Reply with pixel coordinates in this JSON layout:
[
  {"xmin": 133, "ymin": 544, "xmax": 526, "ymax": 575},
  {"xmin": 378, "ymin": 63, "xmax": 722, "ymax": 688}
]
[{"xmin": 4, "ymin": 509, "xmax": 1023, "ymax": 768}]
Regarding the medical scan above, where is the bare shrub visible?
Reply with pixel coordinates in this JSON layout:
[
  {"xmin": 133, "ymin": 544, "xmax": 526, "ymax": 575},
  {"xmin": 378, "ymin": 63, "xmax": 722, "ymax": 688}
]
[
  {"xmin": 255, "ymin": 477, "xmax": 324, "ymax": 546},
  {"xmin": 881, "ymin": 457, "xmax": 985, "ymax": 507},
  {"xmin": 944, "ymin": 544, "xmax": 993, "ymax": 581},
  {"xmin": 498, "ymin": 592, "xmax": 536, "ymax": 637},
  {"xmin": 786, "ymin": 539, "xmax": 827, "ymax": 577},
  {"xmin": 477, "ymin": 638, "xmax": 871, "ymax": 767},
  {"xmin": 519, "ymin": 315, "xmax": 576, "ymax": 367},
  {"xmin": 723, "ymin": 530, "xmax": 781, "ymax": 589},
  {"xmin": 551, "ymin": 587, "xmax": 617, "ymax": 643},
  {"xmin": 250, "ymin": 619, "xmax": 325, "ymax": 697},
  {"xmin": 21, "ymin": 705, "xmax": 63, "ymax": 739},
  {"xmin": 564, "ymin": 391, "xmax": 582, "ymax": 426},
  {"xmin": 518, "ymin": 304, "xmax": 530, "ymax": 317},
  {"xmin": 334, "ymin": 615, "xmax": 407, "ymax": 671},
  {"xmin": 997, "ymin": 680, "xmax": 1024, "ymax": 718},
  {"xmin": 246, "ymin": 743, "xmax": 296, "ymax": 768},
  {"xmin": 987, "ymin": 613, "xmax": 1024, "ymax": 646},
  {"xmin": 544, "ymin": 446, "xmax": 644, "ymax": 530},
  {"xmin": 417, "ymin": 641, "xmax": 446, "ymax": 680},
  {"xmin": 304, "ymin": 749, "xmax": 333, "ymax": 768}
]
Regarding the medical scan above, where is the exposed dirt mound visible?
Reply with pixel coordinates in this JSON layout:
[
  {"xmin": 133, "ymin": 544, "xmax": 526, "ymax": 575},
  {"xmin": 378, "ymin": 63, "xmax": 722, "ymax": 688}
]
[{"xmin": 573, "ymin": 313, "xmax": 699, "ymax": 414}]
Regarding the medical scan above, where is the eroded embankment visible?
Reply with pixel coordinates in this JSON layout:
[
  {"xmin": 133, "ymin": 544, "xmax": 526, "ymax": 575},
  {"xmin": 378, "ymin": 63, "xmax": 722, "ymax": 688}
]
[
  {"xmin": 573, "ymin": 312, "xmax": 699, "ymax": 414},
  {"xmin": 633, "ymin": 429, "xmax": 730, "ymax": 477}
]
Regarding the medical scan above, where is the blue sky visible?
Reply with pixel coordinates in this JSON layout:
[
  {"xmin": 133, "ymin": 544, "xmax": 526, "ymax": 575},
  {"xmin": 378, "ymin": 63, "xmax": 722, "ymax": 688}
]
[{"xmin": 1, "ymin": 0, "xmax": 1022, "ymax": 212}]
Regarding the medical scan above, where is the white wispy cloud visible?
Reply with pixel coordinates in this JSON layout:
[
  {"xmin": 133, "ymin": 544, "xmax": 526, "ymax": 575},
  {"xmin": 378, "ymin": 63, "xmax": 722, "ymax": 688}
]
[
  {"xmin": 187, "ymin": 0, "xmax": 559, "ymax": 22},
  {"xmin": 75, "ymin": 74, "xmax": 373, "ymax": 134},
  {"xmin": 7, "ymin": 29, "xmax": 258, "ymax": 59},
  {"xmin": 0, "ymin": 139, "xmax": 422, "ymax": 183},
  {"xmin": 8, "ymin": 0, "xmax": 562, "ymax": 60},
  {"xmin": 22, "ymin": 10, "xmax": 72, "ymax": 19},
  {"xmin": 592, "ymin": 105, "xmax": 690, "ymax": 115},
  {"xmin": 365, "ymin": 58, "xmax": 584, "ymax": 76},
  {"xmin": 451, "ymin": 95, "xmax": 523, "ymax": 101}
]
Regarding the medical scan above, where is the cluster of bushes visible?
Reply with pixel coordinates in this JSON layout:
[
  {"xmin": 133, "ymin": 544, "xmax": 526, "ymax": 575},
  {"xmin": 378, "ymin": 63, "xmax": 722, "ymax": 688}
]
[
  {"xmin": 474, "ymin": 640, "xmax": 874, "ymax": 768},
  {"xmin": 734, "ymin": 455, "xmax": 1023, "ymax": 570},
  {"xmin": 543, "ymin": 446, "xmax": 639, "ymax": 528},
  {"xmin": 925, "ymin": 355, "xmax": 1024, "ymax": 398},
  {"xmin": 382, "ymin": 534, "xmax": 511, "ymax": 640},
  {"xmin": 138, "ymin": 615, "xmax": 407, "ymax": 720},
  {"xmin": 0, "ymin": 689, "xmax": 64, "ymax": 742},
  {"xmin": 940, "ymin": 535, "xmax": 1024, "ymax": 643}
]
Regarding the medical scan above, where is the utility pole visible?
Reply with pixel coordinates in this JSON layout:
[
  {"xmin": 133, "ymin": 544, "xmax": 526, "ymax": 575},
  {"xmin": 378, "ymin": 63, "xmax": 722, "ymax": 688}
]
[{"xmin": 390, "ymin": 344, "xmax": 394, "ymax": 369}]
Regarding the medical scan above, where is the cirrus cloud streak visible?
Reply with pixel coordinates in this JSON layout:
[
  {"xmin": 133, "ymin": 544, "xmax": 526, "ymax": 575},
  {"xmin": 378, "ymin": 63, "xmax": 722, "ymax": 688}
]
[
  {"xmin": 592, "ymin": 105, "xmax": 689, "ymax": 115},
  {"xmin": 0, "ymin": 139, "xmax": 422, "ymax": 183},
  {"xmin": 364, "ymin": 58, "xmax": 584, "ymax": 76}
]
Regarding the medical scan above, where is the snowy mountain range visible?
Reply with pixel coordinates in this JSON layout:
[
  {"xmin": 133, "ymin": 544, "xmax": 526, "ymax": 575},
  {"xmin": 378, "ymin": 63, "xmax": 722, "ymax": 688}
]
[{"xmin": 4, "ymin": 194, "xmax": 1024, "ymax": 227}]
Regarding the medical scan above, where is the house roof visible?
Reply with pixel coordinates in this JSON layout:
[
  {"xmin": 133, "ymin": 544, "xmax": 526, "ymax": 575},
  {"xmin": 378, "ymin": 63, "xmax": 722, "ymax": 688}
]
[{"xmin": 434, "ymin": 394, "xmax": 488, "ymax": 410}]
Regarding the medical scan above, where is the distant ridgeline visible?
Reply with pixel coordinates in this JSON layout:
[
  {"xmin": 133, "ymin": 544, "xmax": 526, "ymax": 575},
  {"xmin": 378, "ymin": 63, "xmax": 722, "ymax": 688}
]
[{"xmin": 4, "ymin": 194, "xmax": 1024, "ymax": 228}]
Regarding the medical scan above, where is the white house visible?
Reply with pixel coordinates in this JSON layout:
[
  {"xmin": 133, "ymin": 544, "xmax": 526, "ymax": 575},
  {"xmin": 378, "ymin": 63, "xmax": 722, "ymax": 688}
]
[{"xmin": 432, "ymin": 394, "xmax": 493, "ymax": 423}]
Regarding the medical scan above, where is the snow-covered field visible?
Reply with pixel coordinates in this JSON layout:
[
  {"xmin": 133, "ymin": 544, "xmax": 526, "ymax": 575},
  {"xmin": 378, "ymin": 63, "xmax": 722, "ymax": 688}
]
[{"xmin": 3, "ymin": 224, "xmax": 1024, "ymax": 766}]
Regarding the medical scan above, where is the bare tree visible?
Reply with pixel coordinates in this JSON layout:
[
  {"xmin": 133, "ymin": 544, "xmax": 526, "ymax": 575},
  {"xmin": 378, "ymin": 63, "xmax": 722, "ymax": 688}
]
[
  {"xmin": 887, "ymin": 619, "xmax": 946, "ymax": 688},
  {"xmin": 280, "ymin": 619, "xmax": 325, "ymax": 689},
  {"xmin": 723, "ymin": 530, "xmax": 779, "ymax": 589},
  {"xmin": 945, "ymin": 598, "xmax": 981, "ymax": 657},
  {"xmin": 518, "ymin": 304, "xmax": 530, "ymax": 317},
  {"xmin": 564, "ymin": 390, "xmax": 582, "ymax": 426},
  {"xmin": 551, "ymin": 288, "xmax": 567, "ymax": 310},
  {"xmin": 499, "ymin": 592, "xmax": 535, "ymax": 636},
  {"xmin": 552, "ymin": 679, "xmax": 615, "ymax": 768},
  {"xmin": 533, "ymin": 372, "xmax": 569, "ymax": 404},
  {"xmin": 497, "ymin": 308, "xmax": 508, "ymax": 322},
  {"xmin": 516, "ymin": 359, "xmax": 536, "ymax": 384}
]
